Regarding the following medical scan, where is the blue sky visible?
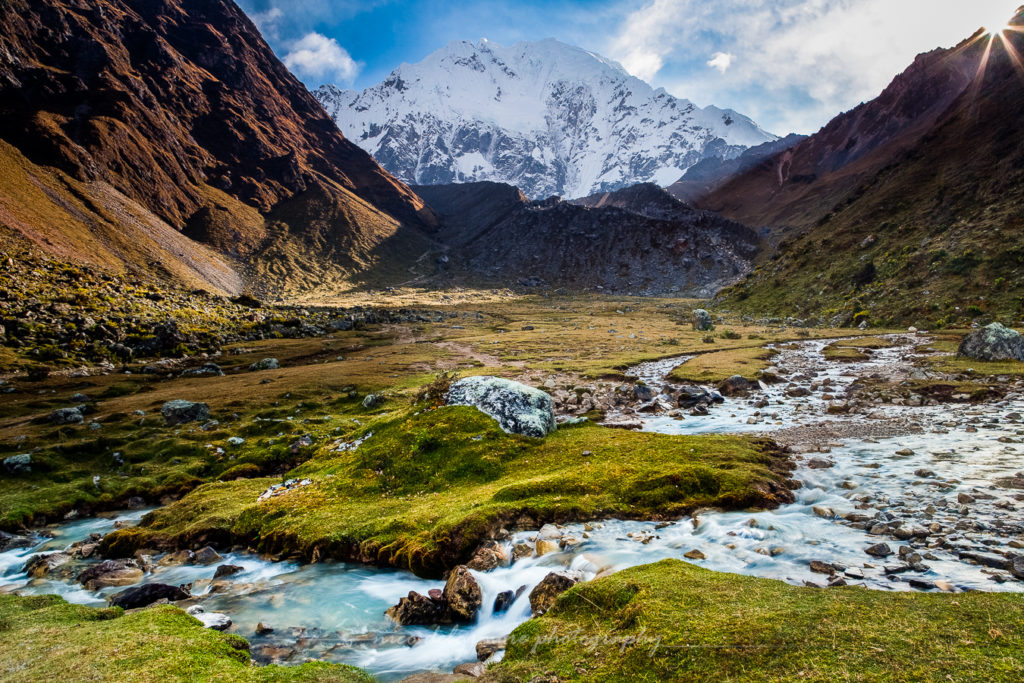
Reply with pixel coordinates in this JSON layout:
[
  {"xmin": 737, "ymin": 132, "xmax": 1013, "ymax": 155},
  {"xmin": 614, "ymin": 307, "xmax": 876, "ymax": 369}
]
[{"xmin": 237, "ymin": 0, "xmax": 1022, "ymax": 135}]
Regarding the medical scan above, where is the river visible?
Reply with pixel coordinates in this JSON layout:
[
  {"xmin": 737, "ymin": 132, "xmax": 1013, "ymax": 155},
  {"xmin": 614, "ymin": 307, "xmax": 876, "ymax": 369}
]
[{"xmin": 3, "ymin": 334, "xmax": 1023, "ymax": 679}]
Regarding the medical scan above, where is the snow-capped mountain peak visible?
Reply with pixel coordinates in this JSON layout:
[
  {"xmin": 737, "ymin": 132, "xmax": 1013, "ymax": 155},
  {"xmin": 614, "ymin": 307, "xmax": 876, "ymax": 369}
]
[{"xmin": 316, "ymin": 38, "xmax": 776, "ymax": 199}]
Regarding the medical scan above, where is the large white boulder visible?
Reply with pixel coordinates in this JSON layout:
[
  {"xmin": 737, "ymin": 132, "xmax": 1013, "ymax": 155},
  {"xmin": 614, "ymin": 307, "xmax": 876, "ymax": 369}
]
[{"xmin": 447, "ymin": 376, "xmax": 556, "ymax": 437}]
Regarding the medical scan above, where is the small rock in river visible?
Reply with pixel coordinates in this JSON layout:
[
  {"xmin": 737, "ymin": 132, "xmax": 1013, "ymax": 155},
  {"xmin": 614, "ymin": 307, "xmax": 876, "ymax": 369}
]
[{"xmin": 865, "ymin": 543, "xmax": 893, "ymax": 557}]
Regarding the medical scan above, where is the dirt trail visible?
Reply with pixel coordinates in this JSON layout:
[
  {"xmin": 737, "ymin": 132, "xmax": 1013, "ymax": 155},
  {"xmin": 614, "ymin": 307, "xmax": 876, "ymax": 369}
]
[{"xmin": 435, "ymin": 341, "xmax": 526, "ymax": 370}]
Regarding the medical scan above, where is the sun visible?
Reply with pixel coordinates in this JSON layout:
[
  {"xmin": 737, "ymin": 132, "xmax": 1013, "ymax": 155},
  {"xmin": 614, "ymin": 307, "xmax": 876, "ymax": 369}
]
[{"xmin": 979, "ymin": 5, "xmax": 1015, "ymax": 35}]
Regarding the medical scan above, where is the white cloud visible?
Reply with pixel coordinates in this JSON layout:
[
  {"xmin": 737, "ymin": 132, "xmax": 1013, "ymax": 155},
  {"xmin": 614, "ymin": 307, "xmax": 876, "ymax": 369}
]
[
  {"xmin": 706, "ymin": 51, "xmax": 733, "ymax": 73},
  {"xmin": 283, "ymin": 32, "xmax": 362, "ymax": 84},
  {"xmin": 252, "ymin": 6, "xmax": 283, "ymax": 26},
  {"xmin": 605, "ymin": 0, "xmax": 1022, "ymax": 133}
]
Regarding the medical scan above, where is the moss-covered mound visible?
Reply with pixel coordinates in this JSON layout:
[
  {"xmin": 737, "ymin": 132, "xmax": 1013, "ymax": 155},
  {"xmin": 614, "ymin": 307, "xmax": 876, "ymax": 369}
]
[
  {"xmin": 490, "ymin": 559, "xmax": 1024, "ymax": 682},
  {"xmin": 0, "ymin": 594, "xmax": 370, "ymax": 682},
  {"xmin": 101, "ymin": 407, "xmax": 794, "ymax": 577}
]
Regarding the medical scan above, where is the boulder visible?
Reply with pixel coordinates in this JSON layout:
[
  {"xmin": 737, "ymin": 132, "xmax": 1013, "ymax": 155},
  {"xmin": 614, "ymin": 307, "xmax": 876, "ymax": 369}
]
[
  {"xmin": 0, "ymin": 530, "xmax": 33, "ymax": 552},
  {"xmin": 23, "ymin": 552, "xmax": 72, "ymax": 578},
  {"xmin": 865, "ymin": 543, "xmax": 893, "ymax": 558},
  {"xmin": 447, "ymin": 376, "xmax": 556, "ymax": 438},
  {"xmin": 362, "ymin": 393, "xmax": 384, "ymax": 409},
  {"xmin": 717, "ymin": 375, "xmax": 751, "ymax": 397},
  {"xmin": 2, "ymin": 453, "xmax": 31, "ymax": 474},
  {"xmin": 493, "ymin": 590, "xmax": 515, "ymax": 613},
  {"xmin": 443, "ymin": 565, "xmax": 483, "ymax": 622},
  {"xmin": 161, "ymin": 400, "xmax": 210, "ymax": 425},
  {"xmin": 632, "ymin": 383, "xmax": 655, "ymax": 402},
  {"xmin": 213, "ymin": 564, "xmax": 244, "ymax": 579},
  {"xmin": 78, "ymin": 559, "xmax": 144, "ymax": 589},
  {"xmin": 159, "ymin": 549, "xmax": 195, "ymax": 566},
  {"xmin": 386, "ymin": 590, "xmax": 446, "ymax": 625},
  {"xmin": 676, "ymin": 386, "xmax": 710, "ymax": 408},
  {"xmin": 958, "ymin": 322, "xmax": 1024, "ymax": 361},
  {"xmin": 529, "ymin": 572, "xmax": 579, "ymax": 615},
  {"xmin": 50, "ymin": 407, "xmax": 84, "ymax": 425},
  {"xmin": 109, "ymin": 583, "xmax": 189, "ymax": 609},
  {"xmin": 475, "ymin": 637, "xmax": 506, "ymax": 661},
  {"xmin": 249, "ymin": 358, "xmax": 279, "ymax": 371},
  {"xmin": 193, "ymin": 546, "xmax": 222, "ymax": 565},
  {"xmin": 691, "ymin": 309, "xmax": 713, "ymax": 331}
]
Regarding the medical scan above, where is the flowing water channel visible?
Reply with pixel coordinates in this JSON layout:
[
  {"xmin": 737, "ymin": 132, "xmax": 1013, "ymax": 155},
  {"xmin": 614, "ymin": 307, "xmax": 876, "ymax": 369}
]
[{"xmin": 3, "ymin": 335, "xmax": 1024, "ymax": 679}]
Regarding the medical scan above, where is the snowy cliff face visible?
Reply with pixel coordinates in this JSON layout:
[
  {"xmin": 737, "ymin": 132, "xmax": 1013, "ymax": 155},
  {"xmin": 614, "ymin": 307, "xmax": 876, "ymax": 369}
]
[{"xmin": 315, "ymin": 38, "xmax": 776, "ymax": 199}]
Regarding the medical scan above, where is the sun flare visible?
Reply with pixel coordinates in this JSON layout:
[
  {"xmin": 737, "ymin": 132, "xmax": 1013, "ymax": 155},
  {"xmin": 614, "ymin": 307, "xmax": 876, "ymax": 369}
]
[{"xmin": 980, "ymin": 5, "xmax": 1015, "ymax": 34}]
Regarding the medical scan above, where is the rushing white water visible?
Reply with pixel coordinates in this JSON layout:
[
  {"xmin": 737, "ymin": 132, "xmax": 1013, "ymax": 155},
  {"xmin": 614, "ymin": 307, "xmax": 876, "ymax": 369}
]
[{"xmin": 2, "ymin": 334, "xmax": 1023, "ymax": 679}]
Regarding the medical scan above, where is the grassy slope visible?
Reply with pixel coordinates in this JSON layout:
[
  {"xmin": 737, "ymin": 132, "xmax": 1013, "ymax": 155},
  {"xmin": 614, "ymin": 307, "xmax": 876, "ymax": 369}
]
[
  {"xmin": 490, "ymin": 559, "xmax": 1024, "ymax": 682},
  {"xmin": 101, "ymin": 408, "xmax": 792, "ymax": 577},
  {"xmin": 718, "ymin": 36, "xmax": 1024, "ymax": 329},
  {"xmin": 0, "ymin": 594, "xmax": 369, "ymax": 682}
]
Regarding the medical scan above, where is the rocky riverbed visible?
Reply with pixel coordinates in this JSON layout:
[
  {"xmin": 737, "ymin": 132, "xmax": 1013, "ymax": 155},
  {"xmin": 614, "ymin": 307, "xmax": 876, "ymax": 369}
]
[{"xmin": 2, "ymin": 334, "xmax": 1023, "ymax": 680}]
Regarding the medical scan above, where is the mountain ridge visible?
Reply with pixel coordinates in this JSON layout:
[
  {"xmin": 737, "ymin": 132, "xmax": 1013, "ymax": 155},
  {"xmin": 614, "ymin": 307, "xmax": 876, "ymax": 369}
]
[{"xmin": 317, "ymin": 38, "xmax": 776, "ymax": 200}]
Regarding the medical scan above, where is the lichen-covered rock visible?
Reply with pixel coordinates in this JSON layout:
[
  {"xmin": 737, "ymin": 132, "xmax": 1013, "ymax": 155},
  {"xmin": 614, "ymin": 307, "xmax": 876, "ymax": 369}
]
[
  {"xmin": 362, "ymin": 393, "xmax": 384, "ymax": 409},
  {"xmin": 50, "ymin": 407, "xmax": 84, "ymax": 425},
  {"xmin": 692, "ymin": 309, "xmax": 713, "ymax": 331},
  {"xmin": 446, "ymin": 376, "xmax": 556, "ymax": 437},
  {"xmin": 529, "ymin": 572, "xmax": 580, "ymax": 615},
  {"xmin": 2, "ymin": 453, "xmax": 31, "ymax": 474},
  {"xmin": 443, "ymin": 565, "xmax": 483, "ymax": 622},
  {"xmin": 958, "ymin": 323, "xmax": 1024, "ymax": 361},
  {"xmin": 249, "ymin": 358, "xmax": 279, "ymax": 371},
  {"xmin": 161, "ymin": 400, "xmax": 210, "ymax": 425}
]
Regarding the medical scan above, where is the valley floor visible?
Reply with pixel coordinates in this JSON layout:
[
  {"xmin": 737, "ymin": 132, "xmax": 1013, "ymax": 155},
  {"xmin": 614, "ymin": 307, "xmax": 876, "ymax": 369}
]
[{"xmin": 2, "ymin": 274, "xmax": 1024, "ymax": 681}]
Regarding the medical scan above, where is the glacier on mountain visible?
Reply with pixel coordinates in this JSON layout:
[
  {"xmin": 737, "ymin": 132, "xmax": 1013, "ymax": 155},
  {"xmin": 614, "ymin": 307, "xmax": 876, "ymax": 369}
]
[{"xmin": 315, "ymin": 38, "xmax": 776, "ymax": 199}]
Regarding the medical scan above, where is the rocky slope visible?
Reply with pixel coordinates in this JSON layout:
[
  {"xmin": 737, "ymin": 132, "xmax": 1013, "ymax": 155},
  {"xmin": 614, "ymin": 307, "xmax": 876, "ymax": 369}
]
[
  {"xmin": 0, "ymin": 0, "xmax": 437, "ymax": 298},
  {"xmin": 718, "ymin": 16, "xmax": 1024, "ymax": 327},
  {"xmin": 316, "ymin": 39, "xmax": 776, "ymax": 200},
  {"xmin": 415, "ymin": 182, "xmax": 758, "ymax": 295}
]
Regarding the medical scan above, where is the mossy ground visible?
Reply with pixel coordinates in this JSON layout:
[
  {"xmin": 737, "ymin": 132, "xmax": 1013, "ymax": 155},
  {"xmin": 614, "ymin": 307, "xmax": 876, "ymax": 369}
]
[
  {"xmin": 102, "ymin": 408, "xmax": 792, "ymax": 577},
  {"xmin": 0, "ymin": 293, "xmax": 849, "ymax": 531},
  {"xmin": 489, "ymin": 559, "xmax": 1024, "ymax": 682},
  {"xmin": 0, "ymin": 594, "xmax": 369, "ymax": 682}
]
